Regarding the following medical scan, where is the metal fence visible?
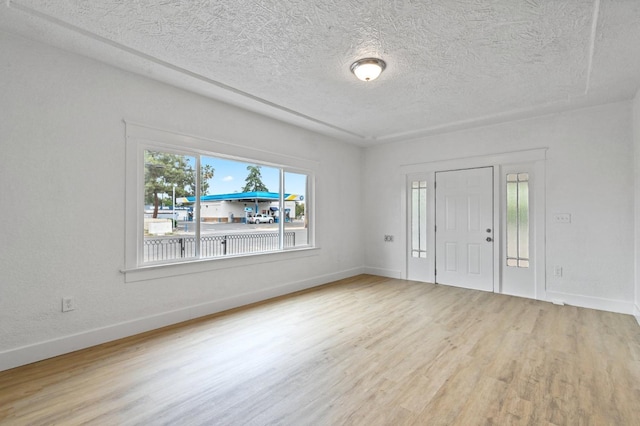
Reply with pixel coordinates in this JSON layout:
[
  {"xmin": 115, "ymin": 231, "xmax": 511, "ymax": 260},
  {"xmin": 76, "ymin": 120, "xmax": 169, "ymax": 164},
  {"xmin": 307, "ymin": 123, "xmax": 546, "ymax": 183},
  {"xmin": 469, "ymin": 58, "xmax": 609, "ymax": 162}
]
[{"xmin": 143, "ymin": 232, "xmax": 296, "ymax": 262}]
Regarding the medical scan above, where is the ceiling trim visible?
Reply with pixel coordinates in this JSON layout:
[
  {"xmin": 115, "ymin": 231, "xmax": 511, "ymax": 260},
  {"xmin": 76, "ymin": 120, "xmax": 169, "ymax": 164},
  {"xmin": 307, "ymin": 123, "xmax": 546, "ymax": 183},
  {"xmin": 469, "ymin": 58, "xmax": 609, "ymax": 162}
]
[
  {"xmin": 371, "ymin": 95, "xmax": 625, "ymax": 145},
  {"xmin": 7, "ymin": 0, "xmax": 370, "ymax": 144}
]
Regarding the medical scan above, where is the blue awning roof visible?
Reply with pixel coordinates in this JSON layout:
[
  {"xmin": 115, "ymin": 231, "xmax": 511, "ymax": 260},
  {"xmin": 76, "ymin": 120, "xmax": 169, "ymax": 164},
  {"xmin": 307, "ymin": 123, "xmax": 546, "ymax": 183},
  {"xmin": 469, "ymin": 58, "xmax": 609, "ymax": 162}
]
[{"xmin": 177, "ymin": 191, "xmax": 300, "ymax": 204}]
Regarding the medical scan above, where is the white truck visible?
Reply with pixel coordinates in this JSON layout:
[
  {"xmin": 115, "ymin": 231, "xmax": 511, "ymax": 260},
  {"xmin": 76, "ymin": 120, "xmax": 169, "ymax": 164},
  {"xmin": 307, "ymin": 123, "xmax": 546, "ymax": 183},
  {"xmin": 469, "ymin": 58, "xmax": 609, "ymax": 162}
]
[{"xmin": 248, "ymin": 214, "xmax": 274, "ymax": 224}]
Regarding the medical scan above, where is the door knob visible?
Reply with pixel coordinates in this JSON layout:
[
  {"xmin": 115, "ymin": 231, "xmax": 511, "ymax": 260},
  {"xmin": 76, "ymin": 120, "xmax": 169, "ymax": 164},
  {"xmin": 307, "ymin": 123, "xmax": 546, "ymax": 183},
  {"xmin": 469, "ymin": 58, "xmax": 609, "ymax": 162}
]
[{"xmin": 486, "ymin": 237, "xmax": 493, "ymax": 242}]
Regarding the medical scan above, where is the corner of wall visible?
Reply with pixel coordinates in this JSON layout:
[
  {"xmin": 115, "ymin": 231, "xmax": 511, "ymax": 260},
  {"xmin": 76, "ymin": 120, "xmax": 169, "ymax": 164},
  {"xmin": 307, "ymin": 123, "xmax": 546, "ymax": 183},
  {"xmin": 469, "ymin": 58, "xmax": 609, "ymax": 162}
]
[
  {"xmin": 363, "ymin": 266, "xmax": 403, "ymax": 279},
  {"xmin": 544, "ymin": 290, "xmax": 635, "ymax": 315}
]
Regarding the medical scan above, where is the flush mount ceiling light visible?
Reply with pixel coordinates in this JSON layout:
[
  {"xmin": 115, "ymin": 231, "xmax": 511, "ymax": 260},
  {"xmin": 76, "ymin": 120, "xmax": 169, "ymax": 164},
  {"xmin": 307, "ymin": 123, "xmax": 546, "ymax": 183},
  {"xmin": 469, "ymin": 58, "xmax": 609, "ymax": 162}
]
[{"xmin": 350, "ymin": 58, "xmax": 386, "ymax": 82}]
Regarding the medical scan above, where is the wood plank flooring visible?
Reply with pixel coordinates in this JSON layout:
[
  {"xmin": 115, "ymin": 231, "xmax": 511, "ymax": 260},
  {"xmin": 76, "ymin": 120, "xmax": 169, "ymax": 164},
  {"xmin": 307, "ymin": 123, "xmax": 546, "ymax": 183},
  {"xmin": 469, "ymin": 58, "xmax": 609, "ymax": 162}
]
[{"xmin": 1, "ymin": 275, "xmax": 639, "ymax": 425}]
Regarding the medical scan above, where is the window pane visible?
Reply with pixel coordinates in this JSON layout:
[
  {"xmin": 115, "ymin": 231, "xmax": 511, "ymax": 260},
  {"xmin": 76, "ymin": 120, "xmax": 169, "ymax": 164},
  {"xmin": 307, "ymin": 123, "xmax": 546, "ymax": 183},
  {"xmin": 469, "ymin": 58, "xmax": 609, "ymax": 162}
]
[
  {"xmin": 199, "ymin": 157, "xmax": 281, "ymax": 257},
  {"xmin": 411, "ymin": 188, "xmax": 420, "ymax": 253},
  {"xmin": 518, "ymin": 180, "xmax": 529, "ymax": 260},
  {"xmin": 411, "ymin": 181, "xmax": 427, "ymax": 258},
  {"xmin": 506, "ymin": 172, "xmax": 530, "ymax": 268},
  {"xmin": 285, "ymin": 171, "xmax": 308, "ymax": 248},
  {"xmin": 419, "ymin": 187, "xmax": 427, "ymax": 252},
  {"xmin": 136, "ymin": 136, "xmax": 315, "ymax": 267},
  {"xmin": 506, "ymin": 181, "xmax": 518, "ymax": 260},
  {"xmin": 143, "ymin": 150, "xmax": 196, "ymax": 263}
]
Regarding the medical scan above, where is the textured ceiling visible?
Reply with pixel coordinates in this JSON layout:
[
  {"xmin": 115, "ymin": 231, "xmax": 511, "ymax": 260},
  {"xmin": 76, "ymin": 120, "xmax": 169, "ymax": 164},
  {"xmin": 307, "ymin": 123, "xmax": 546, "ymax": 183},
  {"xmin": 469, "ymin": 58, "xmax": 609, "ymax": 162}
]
[{"xmin": 1, "ymin": 0, "xmax": 640, "ymax": 145}]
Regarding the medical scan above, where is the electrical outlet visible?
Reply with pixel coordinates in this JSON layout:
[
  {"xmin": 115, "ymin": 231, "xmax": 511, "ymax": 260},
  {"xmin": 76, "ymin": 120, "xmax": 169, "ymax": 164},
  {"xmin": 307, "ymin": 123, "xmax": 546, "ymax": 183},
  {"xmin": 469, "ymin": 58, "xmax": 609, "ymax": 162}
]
[
  {"xmin": 553, "ymin": 266, "xmax": 563, "ymax": 278},
  {"xmin": 554, "ymin": 213, "xmax": 571, "ymax": 223},
  {"xmin": 62, "ymin": 297, "xmax": 76, "ymax": 312},
  {"xmin": 384, "ymin": 235, "xmax": 394, "ymax": 242}
]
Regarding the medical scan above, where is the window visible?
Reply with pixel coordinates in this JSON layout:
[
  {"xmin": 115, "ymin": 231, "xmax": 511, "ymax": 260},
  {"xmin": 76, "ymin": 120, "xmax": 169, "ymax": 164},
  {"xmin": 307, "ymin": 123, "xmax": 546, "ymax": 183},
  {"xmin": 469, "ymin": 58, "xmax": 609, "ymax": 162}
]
[
  {"xmin": 506, "ymin": 173, "xmax": 529, "ymax": 267},
  {"xmin": 126, "ymin": 123, "xmax": 313, "ymax": 271},
  {"xmin": 411, "ymin": 180, "xmax": 428, "ymax": 258},
  {"xmin": 284, "ymin": 171, "xmax": 308, "ymax": 246}
]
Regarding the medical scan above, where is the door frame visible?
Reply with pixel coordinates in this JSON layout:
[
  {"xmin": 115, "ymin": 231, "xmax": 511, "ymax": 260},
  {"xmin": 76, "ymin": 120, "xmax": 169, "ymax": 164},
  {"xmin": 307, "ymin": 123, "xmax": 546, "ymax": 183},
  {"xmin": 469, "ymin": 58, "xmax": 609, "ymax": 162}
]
[{"xmin": 400, "ymin": 148, "xmax": 547, "ymax": 299}]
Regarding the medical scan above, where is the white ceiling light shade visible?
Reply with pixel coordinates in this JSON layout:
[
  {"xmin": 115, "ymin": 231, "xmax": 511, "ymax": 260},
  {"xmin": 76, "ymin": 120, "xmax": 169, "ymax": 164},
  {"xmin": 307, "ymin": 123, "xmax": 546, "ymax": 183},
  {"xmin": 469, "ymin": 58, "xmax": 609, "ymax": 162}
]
[{"xmin": 350, "ymin": 58, "xmax": 386, "ymax": 82}]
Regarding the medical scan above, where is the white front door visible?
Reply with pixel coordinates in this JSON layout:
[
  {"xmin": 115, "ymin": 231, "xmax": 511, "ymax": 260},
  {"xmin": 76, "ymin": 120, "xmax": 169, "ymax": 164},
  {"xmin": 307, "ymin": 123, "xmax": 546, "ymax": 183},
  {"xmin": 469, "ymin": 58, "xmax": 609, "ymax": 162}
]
[{"xmin": 435, "ymin": 167, "xmax": 494, "ymax": 291}]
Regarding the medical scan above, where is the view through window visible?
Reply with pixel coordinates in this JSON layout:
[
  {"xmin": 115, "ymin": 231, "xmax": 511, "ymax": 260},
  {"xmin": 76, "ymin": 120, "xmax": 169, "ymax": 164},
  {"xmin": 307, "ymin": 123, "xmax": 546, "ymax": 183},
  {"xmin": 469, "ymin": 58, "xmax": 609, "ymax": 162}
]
[{"xmin": 143, "ymin": 149, "xmax": 309, "ymax": 265}]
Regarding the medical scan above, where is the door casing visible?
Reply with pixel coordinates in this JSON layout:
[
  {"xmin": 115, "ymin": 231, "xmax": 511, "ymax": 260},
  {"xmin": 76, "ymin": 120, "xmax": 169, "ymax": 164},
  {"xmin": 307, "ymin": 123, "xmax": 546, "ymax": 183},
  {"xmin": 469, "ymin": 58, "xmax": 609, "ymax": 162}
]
[{"xmin": 401, "ymin": 149, "xmax": 547, "ymax": 301}]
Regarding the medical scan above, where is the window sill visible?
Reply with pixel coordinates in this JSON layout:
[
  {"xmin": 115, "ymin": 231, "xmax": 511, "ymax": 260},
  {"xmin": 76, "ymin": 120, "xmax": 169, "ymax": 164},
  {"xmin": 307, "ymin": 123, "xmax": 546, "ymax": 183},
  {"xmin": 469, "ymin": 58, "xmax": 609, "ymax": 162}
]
[{"xmin": 121, "ymin": 246, "xmax": 320, "ymax": 283}]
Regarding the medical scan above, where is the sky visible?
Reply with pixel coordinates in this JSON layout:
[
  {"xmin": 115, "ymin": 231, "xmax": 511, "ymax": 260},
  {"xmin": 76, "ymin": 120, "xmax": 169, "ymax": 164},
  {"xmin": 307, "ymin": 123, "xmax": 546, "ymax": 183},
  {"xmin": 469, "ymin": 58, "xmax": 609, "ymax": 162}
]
[{"xmin": 202, "ymin": 156, "xmax": 307, "ymax": 197}]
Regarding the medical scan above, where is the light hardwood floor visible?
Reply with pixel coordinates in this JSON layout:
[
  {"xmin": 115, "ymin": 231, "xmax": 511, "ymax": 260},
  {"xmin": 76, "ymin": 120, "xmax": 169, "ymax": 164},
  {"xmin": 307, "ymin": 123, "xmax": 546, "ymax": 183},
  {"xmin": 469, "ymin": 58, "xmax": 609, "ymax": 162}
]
[{"xmin": 1, "ymin": 275, "xmax": 640, "ymax": 425}]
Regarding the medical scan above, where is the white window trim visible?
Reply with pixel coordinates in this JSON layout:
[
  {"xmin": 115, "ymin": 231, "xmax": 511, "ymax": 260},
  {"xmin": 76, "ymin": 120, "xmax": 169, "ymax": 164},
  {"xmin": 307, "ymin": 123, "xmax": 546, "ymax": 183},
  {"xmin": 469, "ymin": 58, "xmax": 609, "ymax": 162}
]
[{"xmin": 123, "ymin": 121, "xmax": 317, "ymax": 282}]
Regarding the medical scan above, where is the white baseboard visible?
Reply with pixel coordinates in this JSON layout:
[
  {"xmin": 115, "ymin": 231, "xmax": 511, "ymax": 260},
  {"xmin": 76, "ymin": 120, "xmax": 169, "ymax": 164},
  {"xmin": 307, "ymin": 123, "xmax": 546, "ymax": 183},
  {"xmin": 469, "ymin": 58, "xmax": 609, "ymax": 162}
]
[
  {"xmin": 363, "ymin": 266, "xmax": 402, "ymax": 279},
  {"xmin": 0, "ymin": 267, "xmax": 364, "ymax": 372},
  {"xmin": 635, "ymin": 303, "xmax": 640, "ymax": 327},
  {"xmin": 545, "ymin": 290, "xmax": 635, "ymax": 315}
]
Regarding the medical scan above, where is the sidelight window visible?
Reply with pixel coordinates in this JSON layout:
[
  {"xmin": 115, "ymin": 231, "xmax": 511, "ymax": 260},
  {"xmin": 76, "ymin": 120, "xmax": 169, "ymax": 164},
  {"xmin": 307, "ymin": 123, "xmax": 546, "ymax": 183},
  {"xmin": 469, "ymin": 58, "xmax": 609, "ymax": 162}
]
[
  {"xmin": 506, "ymin": 173, "xmax": 529, "ymax": 267},
  {"xmin": 411, "ymin": 180, "xmax": 428, "ymax": 258}
]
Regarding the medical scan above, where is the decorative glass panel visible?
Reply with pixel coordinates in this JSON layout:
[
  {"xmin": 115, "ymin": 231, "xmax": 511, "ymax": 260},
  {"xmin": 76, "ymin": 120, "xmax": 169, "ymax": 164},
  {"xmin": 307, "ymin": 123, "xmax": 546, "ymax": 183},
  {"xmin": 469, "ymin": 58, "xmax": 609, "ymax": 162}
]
[
  {"xmin": 506, "ymin": 173, "xmax": 529, "ymax": 268},
  {"xmin": 506, "ymin": 176, "xmax": 518, "ymax": 260},
  {"xmin": 517, "ymin": 175, "xmax": 529, "ymax": 261},
  {"xmin": 411, "ymin": 180, "xmax": 428, "ymax": 258}
]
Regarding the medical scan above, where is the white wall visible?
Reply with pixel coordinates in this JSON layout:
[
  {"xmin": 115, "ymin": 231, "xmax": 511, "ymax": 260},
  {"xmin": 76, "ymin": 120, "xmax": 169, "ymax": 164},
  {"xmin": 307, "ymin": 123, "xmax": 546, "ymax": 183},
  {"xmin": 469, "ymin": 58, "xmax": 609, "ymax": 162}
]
[
  {"xmin": 633, "ymin": 89, "xmax": 640, "ymax": 323},
  {"xmin": 364, "ymin": 102, "xmax": 635, "ymax": 313},
  {"xmin": 0, "ymin": 32, "xmax": 364, "ymax": 370},
  {"xmin": 2, "ymin": 28, "xmax": 637, "ymax": 372}
]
